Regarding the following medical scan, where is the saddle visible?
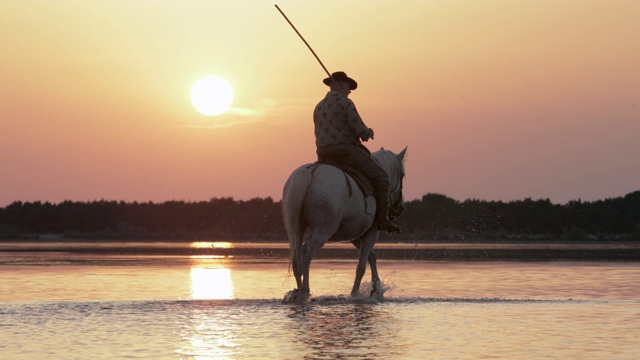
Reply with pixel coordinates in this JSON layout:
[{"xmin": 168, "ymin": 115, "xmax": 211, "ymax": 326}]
[{"xmin": 308, "ymin": 159, "xmax": 375, "ymax": 198}]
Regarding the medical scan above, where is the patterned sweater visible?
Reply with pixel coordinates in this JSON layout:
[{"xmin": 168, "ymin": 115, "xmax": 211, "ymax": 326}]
[{"xmin": 313, "ymin": 91, "xmax": 371, "ymax": 148}]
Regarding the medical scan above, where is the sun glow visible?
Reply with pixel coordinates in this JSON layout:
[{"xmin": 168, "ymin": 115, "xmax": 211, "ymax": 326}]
[{"xmin": 191, "ymin": 76, "xmax": 233, "ymax": 116}]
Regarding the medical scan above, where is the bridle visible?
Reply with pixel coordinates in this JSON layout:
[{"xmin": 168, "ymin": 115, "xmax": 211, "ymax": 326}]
[{"xmin": 389, "ymin": 169, "xmax": 405, "ymax": 219}]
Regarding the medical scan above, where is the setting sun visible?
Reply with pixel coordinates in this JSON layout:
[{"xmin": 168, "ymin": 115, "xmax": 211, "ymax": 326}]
[{"xmin": 191, "ymin": 76, "xmax": 233, "ymax": 116}]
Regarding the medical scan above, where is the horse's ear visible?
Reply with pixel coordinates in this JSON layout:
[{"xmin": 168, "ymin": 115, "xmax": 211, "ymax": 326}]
[
  {"xmin": 380, "ymin": 147, "xmax": 385, "ymax": 151},
  {"xmin": 398, "ymin": 146, "xmax": 408, "ymax": 160}
]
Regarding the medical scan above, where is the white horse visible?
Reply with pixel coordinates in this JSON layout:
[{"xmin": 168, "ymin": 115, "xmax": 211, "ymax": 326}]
[{"xmin": 282, "ymin": 147, "xmax": 407, "ymax": 303}]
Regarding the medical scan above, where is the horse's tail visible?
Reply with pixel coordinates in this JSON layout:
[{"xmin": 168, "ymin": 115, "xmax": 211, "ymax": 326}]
[{"xmin": 282, "ymin": 166, "xmax": 313, "ymax": 274}]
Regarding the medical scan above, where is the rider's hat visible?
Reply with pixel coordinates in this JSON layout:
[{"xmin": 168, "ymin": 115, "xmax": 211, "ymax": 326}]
[{"xmin": 323, "ymin": 71, "xmax": 358, "ymax": 90}]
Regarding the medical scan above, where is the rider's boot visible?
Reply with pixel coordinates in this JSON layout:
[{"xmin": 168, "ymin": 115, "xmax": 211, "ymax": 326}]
[{"xmin": 375, "ymin": 188, "xmax": 402, "ymax": 233}]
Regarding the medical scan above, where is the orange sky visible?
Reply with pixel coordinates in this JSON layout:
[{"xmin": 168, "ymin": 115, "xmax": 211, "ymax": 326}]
[{"xmin": 1, "ymin": 1, "xmax": 638, "ymax": 206}]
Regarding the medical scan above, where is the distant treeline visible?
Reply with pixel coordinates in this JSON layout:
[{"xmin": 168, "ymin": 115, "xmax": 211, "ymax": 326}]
[{"xmin": 1, "ymin": 191, "xmax": 639, "ymax": 241}]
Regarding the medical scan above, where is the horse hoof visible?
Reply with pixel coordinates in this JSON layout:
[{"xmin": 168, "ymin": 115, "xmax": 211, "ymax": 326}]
[
  {"xmin": 370, "ymin": 282, "xmax": 386, "ymax": 300},
  {"xmin": 282, "ymin": 289, "xmax": 310, "ymax": 304}
]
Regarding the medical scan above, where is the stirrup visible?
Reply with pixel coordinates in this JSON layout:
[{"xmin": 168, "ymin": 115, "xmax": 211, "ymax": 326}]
[{"xmin": 377, "ymin": 218, "xmax": 402, "ymax": 233}]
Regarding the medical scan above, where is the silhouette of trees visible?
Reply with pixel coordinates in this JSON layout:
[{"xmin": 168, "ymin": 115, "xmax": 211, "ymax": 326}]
[
  {"xmin": 0, "ymin": 197, "xmax": 284, "ymax": 240},
  {"xmin": 0, "ymin": 191, "xmax": 638, "ymax": 241},
  {"xmin": 390, "ymin": 191, "xmax": 639, "ymax": 241}
]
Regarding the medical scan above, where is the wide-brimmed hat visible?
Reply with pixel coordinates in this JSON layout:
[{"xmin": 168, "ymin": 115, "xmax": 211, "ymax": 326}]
[{"xmin": 323, "ymin": 71, "xmax": 358, "ymax": 90}]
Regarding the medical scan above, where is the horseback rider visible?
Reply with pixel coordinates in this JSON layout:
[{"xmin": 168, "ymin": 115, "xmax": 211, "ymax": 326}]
[{"xmin": 313, "ymin": 71, "xmax": 402, "ymax": 233}]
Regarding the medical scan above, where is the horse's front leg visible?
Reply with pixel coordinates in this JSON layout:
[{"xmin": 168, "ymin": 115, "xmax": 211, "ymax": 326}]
[
  {"xmin": 350, "ymin": 229, "xmax": 380, "ymax": 297},
  {"xmin": 367, "ymin": 249, "xmax": 381, "ymax": 295},
  {"xmin": 351, "ymin": 241, "xmax": 382, "ymax": 296}
]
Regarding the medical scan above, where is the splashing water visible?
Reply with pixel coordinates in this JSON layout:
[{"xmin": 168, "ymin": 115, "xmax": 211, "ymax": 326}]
[
  {"xmin": 283, "ymin": 281, "xmax": 393, "ymax": 305},
  {"xmin": 355, "ymin": 280, "xmax": 392, "ymax": 301}
]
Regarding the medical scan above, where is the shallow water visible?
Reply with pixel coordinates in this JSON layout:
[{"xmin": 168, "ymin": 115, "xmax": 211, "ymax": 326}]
[{"xmin": 1, "ymin": 246, "xmax": 639, "ymax": 359}]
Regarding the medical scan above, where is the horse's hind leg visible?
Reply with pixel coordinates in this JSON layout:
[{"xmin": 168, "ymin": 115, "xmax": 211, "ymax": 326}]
[
  {"xmin": 299, "ymin": 229, "xmax": 330, "ymax": 294},
  {"xmin": 284, "ymin": 227, "xmax": 311, "ymax": 304},
  {"xmin": 292, "ymin": 258, "xmax": 302, "ymax": 291},
  {"xmin": 292, "ymin": 227, "xmax": 306, "ymax": 291}
]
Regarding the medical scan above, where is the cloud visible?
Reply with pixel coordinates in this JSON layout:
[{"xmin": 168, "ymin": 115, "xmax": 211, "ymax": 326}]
[{"xmin": 152, "ymin": 97, "xmax": 314, "ymax": 135}]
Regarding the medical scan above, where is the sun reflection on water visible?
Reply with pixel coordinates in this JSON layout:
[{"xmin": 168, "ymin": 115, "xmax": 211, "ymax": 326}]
[
  {"xmin": 190, "ymin": 241, "xmax": 233, "ymax": 249},
  {"xmin": 176, "ymin": 300, "xmax": 239, "ymax": 359},
  {"xmin": 190, "ymin": 267, "xmax": 234, "ymax": 300},
  {"xmin": 178, "ymin": 264, "xmax": 239, "ymax": 359}
]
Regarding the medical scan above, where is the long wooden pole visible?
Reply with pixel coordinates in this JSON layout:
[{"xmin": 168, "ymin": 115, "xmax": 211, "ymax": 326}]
[{"xmin": 275, "ymin": 4, "xmax": 332, "ymax": 79}]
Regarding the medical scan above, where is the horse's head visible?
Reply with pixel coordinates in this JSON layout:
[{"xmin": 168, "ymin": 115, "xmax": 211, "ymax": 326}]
[{"xmin": 374, "ymin": 147, "xmax": 407, "ymax": 219}]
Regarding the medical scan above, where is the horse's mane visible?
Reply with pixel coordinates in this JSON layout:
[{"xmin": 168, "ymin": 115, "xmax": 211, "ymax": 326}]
[{"xmin": 371, "ymin": 148, "xmax": 406, "ymax": 176}]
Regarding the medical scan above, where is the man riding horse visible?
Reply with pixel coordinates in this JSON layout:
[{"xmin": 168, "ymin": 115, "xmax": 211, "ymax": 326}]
[{"xmin": 313, "ymin": 71, "xmax": 402, "ymax": 233}]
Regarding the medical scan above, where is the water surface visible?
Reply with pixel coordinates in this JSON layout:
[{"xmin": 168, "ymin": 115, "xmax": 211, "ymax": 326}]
[{"xmin": 1, "ymin": 243, "xmax": 638, "ymax": 359}]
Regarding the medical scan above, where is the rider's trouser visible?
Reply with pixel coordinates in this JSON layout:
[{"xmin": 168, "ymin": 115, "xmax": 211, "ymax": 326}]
[{"xmin": 317, "ymin": 144, "xmax": 390, "ymax": 222}]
